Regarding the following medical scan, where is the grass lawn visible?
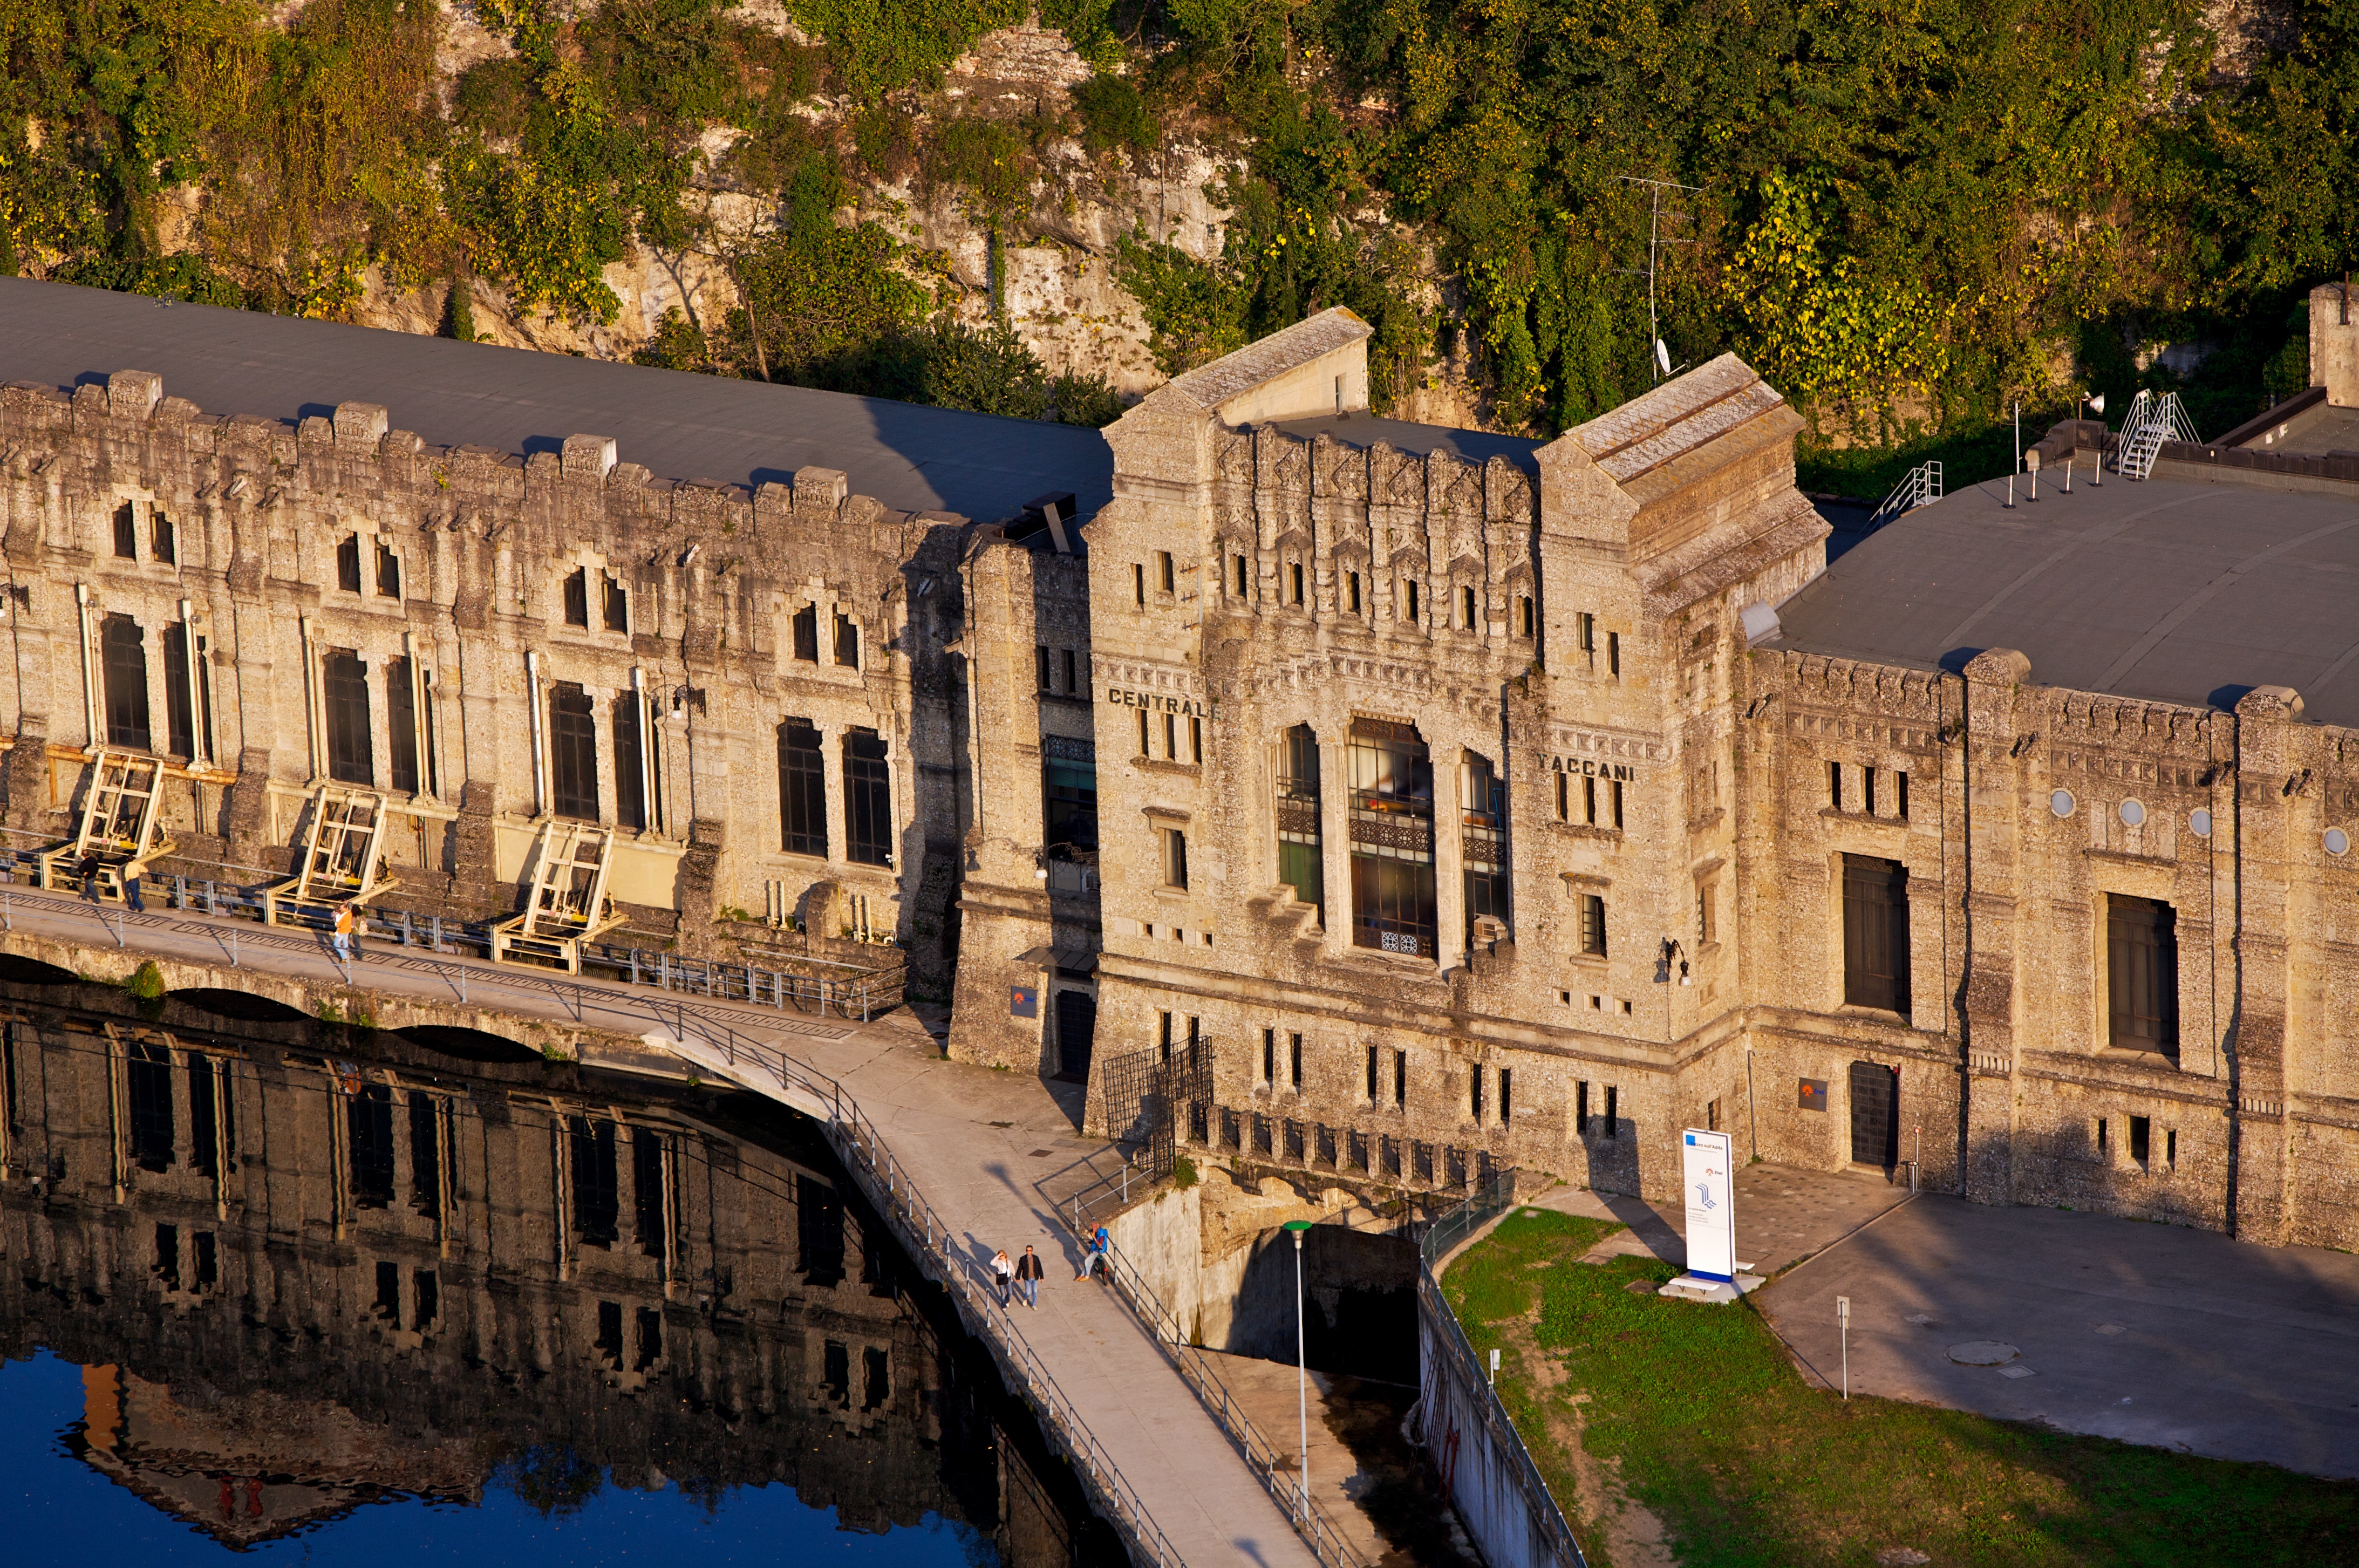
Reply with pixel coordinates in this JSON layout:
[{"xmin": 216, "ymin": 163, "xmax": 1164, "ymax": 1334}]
[{"xmin": 1441, "ymin": 1209, "xmax": 2359, "ymax": 1567}]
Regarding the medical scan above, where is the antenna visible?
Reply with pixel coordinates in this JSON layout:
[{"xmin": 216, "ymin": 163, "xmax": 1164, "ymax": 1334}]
[{"xmin": 1615, "ymin": 176, "xmax": 1704, "ymax": 384}]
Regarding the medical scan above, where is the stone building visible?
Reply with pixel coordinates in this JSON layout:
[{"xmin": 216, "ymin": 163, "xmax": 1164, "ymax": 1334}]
[
  {"xmin": 6, "ymin": 275, "xmax": 2359, "ymax": 1253},
  {"xmin": 0, "ymin": 988, "xmax": 1102, "ymax": 1561}
]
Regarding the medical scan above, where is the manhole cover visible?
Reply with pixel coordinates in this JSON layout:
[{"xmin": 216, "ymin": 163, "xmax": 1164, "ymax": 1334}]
[
  {"xmin": 1028, "ymin": 1149, "xmax": 1053, "ymax": 1157},
  {"xmin": 1947, "ymin": 1340, "xmax": 2019, "ymax": 1366}
]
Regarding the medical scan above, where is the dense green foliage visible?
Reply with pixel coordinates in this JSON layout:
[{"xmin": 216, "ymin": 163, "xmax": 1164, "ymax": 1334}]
[
  {"xmin": 1446, "ymin": 1208, "xmax": 2359, "ymax": 1565},
  {"xmin": 2, "ymin": 0, "xmax": 2352, "ymax": 459}
]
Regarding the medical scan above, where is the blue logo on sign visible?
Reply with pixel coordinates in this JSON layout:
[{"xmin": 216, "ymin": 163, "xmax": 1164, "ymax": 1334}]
[{"xmin": 1684, "ymin": 1132, "xmax": 1696, "ymax": 1146}]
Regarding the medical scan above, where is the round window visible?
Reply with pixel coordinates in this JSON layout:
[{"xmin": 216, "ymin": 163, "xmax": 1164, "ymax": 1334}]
[
  {"xmin": 2328, "ymin": 828, "xmax": 2351, "ymax": 856},
  {"xmin": 2050, "ymin": 789, "xmax": 2076, "ymax": 818},
  {"xmin": 2119, "ymin": 799, "xmax": 2146, "ymax": 827},
  {"xmin": 2190, "ymin": 808, "xmax": 2213, "ymax": 838}
]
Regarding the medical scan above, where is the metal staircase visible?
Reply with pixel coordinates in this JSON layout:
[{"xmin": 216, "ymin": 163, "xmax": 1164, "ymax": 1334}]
[
  {"xmin": 492, "ymin": 819, "xmax": 624, "ymax": 972},
  {"xmin": 264, "ymin": 785, "xmax": 396, "ymax": 926},
  {"xmin": 1869, "ymin": 460, "xmax": 1943, "ymax": 527},
  {"xmin": 2115, "ymin": 390, "xmax": 2200, "ymax": 480}
]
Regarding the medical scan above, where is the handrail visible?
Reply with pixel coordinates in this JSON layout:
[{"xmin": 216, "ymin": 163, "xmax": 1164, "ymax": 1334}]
[
  {"xmin": 1418, "ymin": 1174, "xmax": 1588, "ymax": 1568},
  {"xmin": 1058, "ymin": 1193, "xmax": 1371, "ymax": 1568}
]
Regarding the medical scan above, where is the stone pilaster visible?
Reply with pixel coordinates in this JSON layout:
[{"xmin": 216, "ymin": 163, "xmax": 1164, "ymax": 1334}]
[
  {"xmin": 1959, "ymin": 648, "xmax": 2030, "ymax": 1204},
  {"xmin": 2228, "ymin": 685, "xmax": 2301, "ymax": 1244}
]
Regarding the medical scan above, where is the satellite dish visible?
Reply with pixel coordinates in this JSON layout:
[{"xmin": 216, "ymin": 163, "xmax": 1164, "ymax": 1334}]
[
  {"xmin": 2089, "ymin": 393, "xmax": 2106, "ymax": 415},
  {"xmin": 1654, "ymin": 338, "xmax": 1672, "ymax": 376}
]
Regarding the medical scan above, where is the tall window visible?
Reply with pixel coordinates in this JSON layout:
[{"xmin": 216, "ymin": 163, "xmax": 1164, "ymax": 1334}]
[
  {"xmin": 613, "ymin": 692, "xmax": 645, "ymax": 830},
  {"xmin": 792, "ymin": 604, "xmax": 819, "ymax": 662},
  {"xmin": 1160, "ymin": 827, "xmax": 1189, "ymax": 890},
  {"xmin": 1043, "ymin": 736, "xmax": 1097, "ymax": 862},
  {"xmin": 834, "ymin": 613, "xmax": 860, "ymax": 669},
  {"xmin": 778, "ymin": 720, "xmax": 826, "ymax": 856},
  {"xmin": 337, "ymin": 534, "xmax": 362, "ymax": 592},
  {"xmin": 102, "ymin": 616, "xmax": 152, "ymax": 750},
  {"xmin": 1579, "ymin": 894, "xmax": 1607, "ymax": 956},
  {"xmin": 387, "ymin": 656, "xmax": 420, "ymax": 794},
  {"xmin": 1462, "ymin": 752, "xmax": 1509, "ymax": 940},
  {"xmin": 323, "ymin": 650, "xmax": 373, "ymax": 785},
  {"xmin": 162, "ymin": 624, "xmax": 196, "ymax": 759},
  {"xmin": 563, "ymin": 568, "xmax": 590, "ymax": 627},
  {"xmin": 2108, "ymin": 895, "xmax": 2178, "ymax": 1054},
  {"xmin": 550, "ymin": 683, "xmax": 598, "ymax": 820},
  {"xmin": 1276, "ymin": 724, "xmax": 1323, "ymax": 916},
  {"xmin": 1348, "ymin": 718, "xmax": 1436, "ymax": 958},
  {"xmin": 376, "ymin": 541, "xmax": 400, "ymax": 598},
  {"xmin": 603, "ymin": 574, "xmax": 628, "ymax": 631},
  {"xmin": 844, "ymin": 729, "xmax": 891, "ymax": 864},
  {"xmin": 112, "ymin": 501, "xmax": 138, "ymax": 560},
  {"xmin": 1842, "ymin": 855, "xmax": 1911, "ymax": 1013},
  {"xmin": 152, "ymin": 508, "xmax": 175, "ymax": 565}
]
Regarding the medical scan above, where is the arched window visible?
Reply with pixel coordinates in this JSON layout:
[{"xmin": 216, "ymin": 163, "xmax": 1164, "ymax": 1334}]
[
  {"xmin": 1276, "ymin": 725, "xmax": 1322, "ymax": 916},
  {"xmin": 1347, "ymin": 719, "xmax": 1434, "ymax": 957}
]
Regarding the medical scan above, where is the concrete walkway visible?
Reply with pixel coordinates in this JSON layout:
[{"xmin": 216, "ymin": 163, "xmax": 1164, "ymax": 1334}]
[{"xmin": 0, "ymin": 885, "xmax": 1316, "ymax": 1567}]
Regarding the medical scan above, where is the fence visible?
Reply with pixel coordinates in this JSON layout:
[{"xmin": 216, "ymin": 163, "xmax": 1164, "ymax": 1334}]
[{"xmin": 1416, "ymin": 1172, "xmax": 1587, "ymax": 1568}]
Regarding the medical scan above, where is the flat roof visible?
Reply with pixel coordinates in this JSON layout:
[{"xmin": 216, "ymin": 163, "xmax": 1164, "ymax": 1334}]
[
  {"xmin": 1774, "ymin": 473, "xmax": 2359, "ymax": 727},
  {"xmin": 0, "ymin": 277, "xmax": 1114, "ymax": 522},
  {"xmin": 1267, "ymin": 413, "xmax": 1542, "ymax": 472}
]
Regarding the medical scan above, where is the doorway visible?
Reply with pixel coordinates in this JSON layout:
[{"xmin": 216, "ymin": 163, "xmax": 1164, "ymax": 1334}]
[
  {"xmin": 1054, "ymin": 988, "xmax": 1096, "ymax": 1083},
  {"xmin": 1848, "ymin": 1061, "xmax": 1899, "ymax": 1167}
]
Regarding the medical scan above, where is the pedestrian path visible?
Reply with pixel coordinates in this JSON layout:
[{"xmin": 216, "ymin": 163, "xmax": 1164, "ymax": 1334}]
[{"xmin": 0, "ymin": 884, "xmax": 1317, "ymax": 1568}]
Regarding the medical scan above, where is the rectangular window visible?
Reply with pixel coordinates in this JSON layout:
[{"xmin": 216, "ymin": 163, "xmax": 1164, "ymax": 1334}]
[
  {"xmin": 1262, "ymin": 1027, "xmax": 1275, "ymax": 1083},
  {"xmin": 1829, "ymin": 760, "xmax": 1843, "ymax": 810},
  {"xmin": 1463, "ymin": 753, "xmax": 1509, "ymax": 943},
  {"xmin": 1134, "ymin": 562, "xmax": 1146, "ymax": 606},
  {"xmin": 152, "ymin": 508, "xmax": 175, "ymax": 565},
  {"xmin": 1585, "ymin": 774, "xmax": 1598, "ymax": 823},
  {"xmin": 1163, "ymin": 711, "xmax": 1177, "ymax": 759},
  {"xmin": 1161, "ymin": 826, "xmax": 1189, "ymax": 890},
  {"xmin": 1607, "ymin": 631, "xmax": 1621, "ymax": 676},
  {"xmin": 337, "ymin": 533, "xmax": 362, "ymax": 591},
  {"xmin": 1063, "ymin": 649, "xmax": 1077, "ymax": 692},
  {"xmin": 1519, "ymin": 596, "xmax": 1535, "ymax": 637},
  {"xmin": 549, "ymin": 683, "xmax": 598, "ymax": 820},
  {"xmin": 1189, "ymin": 715, "xmax": 1202, "ymax": 762},
  {"xmin": 1405, "ymin": 580, "xmax": 1420, "ymax": 622},
  {"xmin": 778, "ymin": 721, "xmax": 827, "ymax": 856},
  {"xmin": 1470, "ymin": 1064, "xmax": 1484, "ymax": 1122},
  {"xmin": 113, "ymin": 501, "xmax": 138, "ymax": 560},
  {"xmin": 387, "ymin": 656, "xmax": 420, "ymax": 794},
  {"xmin": 1037, "ymin": 644, "xmax": 1052, "ymax": 690},
  {"xmin": 1577, "ymin": 1080, "xmax": 1590, "ymax": 1134},
  {"xmin": 1393, "ymin": 1049, "xmax": 1406, "ymax": 1107},
  {"xmin": 1612, "ymin": 779, "xmax": 1625, "ymax": 829},
  {"xmin": 1289, "ymin": 1032, "xmax": 1303, "ymax": 1089},
  {"xmin": 1898, "ymin": 771, "xmax": 1910, "ymax": 820},
  {"xmin": 1235, "ymin": 554, "xmax": 1249, "ymax": 596},
  {"xmin": 1460, "ymin": 585, "xmax": 1476, "ymax": 629},
  {"xmin": 127, "ymin": 1040, "xmax": 173, "ymax": 1171},
  {"xmin": 1580, "ymin": 894, "xmax": 1607, "ymax": 957},
  {"xmin": 843, "ymin": 730, "xmax": 891, "ymax": 864},
  {"xmin": 1864, "ymin": 766, "xmax": 1878, "ymax": 815},
  {"xmin": 1366, "ymin": 1044, "xmax": 1378, "ymax": 1101},
  {"xmin": 1349, "ymin": 719, "xmax": 1437, "ymax": 958},
  {"xmin": 2129, "ymin": 1114, "xmax": 2151, "ymax": 1167},
  {"xmin": 563, "ymin": 567, "xmax": 590, "ymax": 626},
  {"xmin": 1604, "ymin": 1086, "xmax": 1619, "ymax": 1137},
  {"xmin": 2107, "ymin": 895, "xmax": 2178, "ymax": 1053},
  {"xmin": 1555, "ymin": 773, "xmax": 1568, "ymax": 821},
  {"xmin": 2166, "ymin": 1128, "xmax": 2177, "ymax": 1167},
  {"xmin": 376, "ymin": 542, "xmax": 400, "ymax": 598},
  {"xmin": 162, "ymin": 624, "xmax": 196, "ymax": 759},
  {"xmin": 1708, "ymin": 1097, "xmax": 1720, "ymax": 1132},
  {"xmin": 1044, "ymin": 735, "xmax": 1097, "ymax": 862},
  {"xmin": 324, "ymin": 647, "xmax": 372, "ymax": 785},
  {"xmin": 834, "ymin": 613, "xmax": 860, "ymax": 669},
  {"xmin": 1291, "ymin": 561, "xmax": 1305, "ymax": 604},
  {"xmin": 1137, "ymin": 707, "xmax": 1150, "ymax": 756},
  {"xmin": 1696, "ymin": 879, "xmax": 1715, "ymax": 944},
  {"xmin": 603, "ymin": 574, "xmax": 628, "ymax": 632},
  {"xmin": 2097, "ymin": 1117, "xmax": 2109, "ymax": 1155},
  {"xmin": 1576, "ymin": 611, "xmax": 1595, "ymax": 662},
  {"xmin": 612, "ymin": 692, "xmax": 644, "ymax": 829},
  {"xmin": 1500, "ymin": 1067, "xmax": 1512, "ymax": 1126},
  {"xmin": 793, "ymin": 604, "xmax": 819, "ymax": 662},
  {"xmin": 1157, "ymin": 551, "xmax": 1175, "ymax": 594},
  {"xmin": 1842, "ymin": 854, "xmax": 1911, "ymax": 1013}
]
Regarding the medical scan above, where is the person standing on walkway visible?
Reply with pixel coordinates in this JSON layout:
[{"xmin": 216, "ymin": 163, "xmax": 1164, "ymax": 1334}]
[
  {"xmin": 332, "ymin": 902, "xmax": 357, "ymax": 964},
  {"xmin": 990, "ymin": 1249, "xmax": 1014, "ymax": 1308},
  {"xmin": 1015, "ymin": 1244, "xmax": 1045, "ymax": 1308},
  {"xmin": 121, "ymin": 856, "xmax": 146, "ymax": 913},
  {"xmin": 77, "ymin": 853, "xmax": 101, "ymax": 905}
]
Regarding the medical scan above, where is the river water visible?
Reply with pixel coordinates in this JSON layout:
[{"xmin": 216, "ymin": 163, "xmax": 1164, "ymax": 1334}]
[{"xmin": 0, "ymin": 981, "xmax": 1123, "ymax": 1566}]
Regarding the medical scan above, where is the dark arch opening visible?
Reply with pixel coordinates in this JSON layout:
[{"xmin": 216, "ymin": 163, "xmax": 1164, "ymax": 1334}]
[
  {"xmin": 399, "ymin": 1025, "xmax": 540, "ymax": 1065},
  {"xmin": 172, "ymin": 987, "xmax": 311, "ymax": 1024},
  {"xmin": 0, "ymin": 954, "xmax": 84, "ymax": 985}
]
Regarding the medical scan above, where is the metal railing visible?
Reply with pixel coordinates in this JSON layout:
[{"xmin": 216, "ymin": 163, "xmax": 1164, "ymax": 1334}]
[
  {"xmin": 1417, "ymin": 1173, "xmax": 1587, "ymax": 1568},
  {"xmin": 516, "ymin": 998, "xmax": 1194, "ymax": 1568},
  {"xmin": 1055, "ymin": 1197, "xmax": 1369, "ymax": 1568},
  {"xmin": 1870, "ymin": 459, "xmax": 1942, "ymax": 527},
  {"xmin": 2116, "ymin": 390, "xmax": 2200, "ymax": 480}
]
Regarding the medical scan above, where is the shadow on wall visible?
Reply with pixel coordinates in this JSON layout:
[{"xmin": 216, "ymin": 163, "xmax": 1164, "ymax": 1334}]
[{"xmin": 1224, "ymin": 1225, "xmax": 1417, "ymax": 1381}]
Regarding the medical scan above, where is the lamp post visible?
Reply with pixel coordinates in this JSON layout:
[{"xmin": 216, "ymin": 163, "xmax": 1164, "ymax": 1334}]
[
  {"xmin": 2078, "ymin": 392, "xmax": 2107, "ymax": 486},
  {"xmin": 1284, "ymin": 1218, "xmax": 1313, "ymax": 1522}
]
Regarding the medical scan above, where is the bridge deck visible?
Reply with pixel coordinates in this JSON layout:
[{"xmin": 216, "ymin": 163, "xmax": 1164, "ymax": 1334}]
[{"xmin": 0, "ymin": 888, "xmax": 1315, "ymax": 1568}]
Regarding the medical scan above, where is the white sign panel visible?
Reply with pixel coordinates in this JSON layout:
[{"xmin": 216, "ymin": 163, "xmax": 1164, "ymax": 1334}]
[{"xmin": 1680, "ymin": 1128, "xmax": 1736, "ymax": 1281}]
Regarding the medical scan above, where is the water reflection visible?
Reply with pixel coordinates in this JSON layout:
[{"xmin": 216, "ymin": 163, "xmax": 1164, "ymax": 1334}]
[{"xmin": 0, "ymin": 988, "xmax": 1121, "ymax": 1564}]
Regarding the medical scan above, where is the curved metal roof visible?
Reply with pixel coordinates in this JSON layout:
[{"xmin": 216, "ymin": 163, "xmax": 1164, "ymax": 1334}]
[{"xmin": 1774, "ymin": 473, "xmax": 2359, "ymax": 726}]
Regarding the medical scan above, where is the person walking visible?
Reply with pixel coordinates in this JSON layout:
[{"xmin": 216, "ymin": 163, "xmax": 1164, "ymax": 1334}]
[
  {"xmin": 990, "ymin": 1249, "xmax": 1014, "ymax": 1308},
  {"xmin": 1015, "ymin": 1243, "xmax": 1045, "ymax": 1309},
  {"xmin": 332, "ymin": 902, "xmax": 357, "ymax": 965},
  {"xmin": 77, "ymin": 852, "xmax": 101, "ymax": 905},
  {"xmin": 121, "ymin": 856, "xmax": 146, "ymax": 913}
]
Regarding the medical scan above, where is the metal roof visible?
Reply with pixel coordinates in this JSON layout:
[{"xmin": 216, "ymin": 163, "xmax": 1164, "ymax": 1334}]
[
  {"xmin": 0, "ymin": 276, "xmax": 1115, "ymax": 523},
  {"xmin": 1774, "ymin": 473, "xmax": 2359, "ymax": 727}
]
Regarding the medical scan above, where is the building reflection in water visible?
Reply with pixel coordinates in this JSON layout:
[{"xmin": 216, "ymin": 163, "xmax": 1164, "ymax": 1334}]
[{"xmin": 0, "ymin": 987, "xmax": 1120, "ymax": 1564}]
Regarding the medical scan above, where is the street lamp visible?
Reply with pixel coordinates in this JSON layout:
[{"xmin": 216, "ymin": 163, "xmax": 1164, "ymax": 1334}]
[
  {"xmin": 2078, "ymin": 391, "xmax": 2108, "ymax": 487},
  {"xmin": 1284, "ymin": 1218, "xmax": 1314, "ymax": 1522}
]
